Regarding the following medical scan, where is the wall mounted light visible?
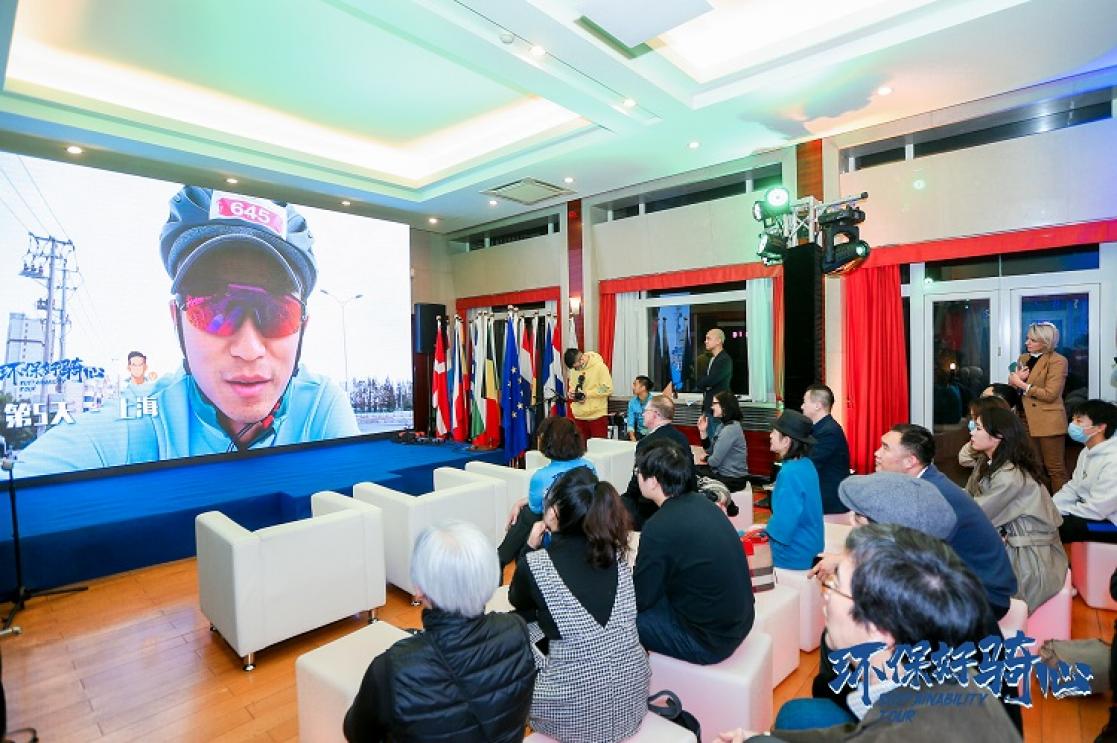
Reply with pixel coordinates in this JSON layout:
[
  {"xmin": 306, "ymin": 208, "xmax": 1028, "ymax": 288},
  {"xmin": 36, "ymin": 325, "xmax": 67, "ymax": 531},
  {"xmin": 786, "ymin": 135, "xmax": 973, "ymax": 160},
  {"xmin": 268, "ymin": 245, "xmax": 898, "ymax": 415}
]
[{"xmin": 569, "ymin": 296, "xmax": 582, "ymax": 315}]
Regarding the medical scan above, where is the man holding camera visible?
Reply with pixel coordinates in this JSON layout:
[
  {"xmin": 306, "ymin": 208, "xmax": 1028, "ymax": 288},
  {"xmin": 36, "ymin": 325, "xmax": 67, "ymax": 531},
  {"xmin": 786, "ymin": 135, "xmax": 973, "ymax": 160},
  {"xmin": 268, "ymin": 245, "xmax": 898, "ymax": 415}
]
[{"xmin": 563, "ymin": 347, "xmax": 613, "ymax": 441}]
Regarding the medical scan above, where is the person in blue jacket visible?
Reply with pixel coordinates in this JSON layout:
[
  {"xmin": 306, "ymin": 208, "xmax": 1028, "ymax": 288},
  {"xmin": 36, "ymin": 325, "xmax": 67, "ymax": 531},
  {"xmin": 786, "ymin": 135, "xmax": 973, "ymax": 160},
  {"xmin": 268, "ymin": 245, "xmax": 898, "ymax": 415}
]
[
  {"xmin": 756, "ymin": 409, "xmax": 824, "ymax": 569},
  {"xmin": 15, "ymin": 186, "xmax": 359, "ymax": 479}
]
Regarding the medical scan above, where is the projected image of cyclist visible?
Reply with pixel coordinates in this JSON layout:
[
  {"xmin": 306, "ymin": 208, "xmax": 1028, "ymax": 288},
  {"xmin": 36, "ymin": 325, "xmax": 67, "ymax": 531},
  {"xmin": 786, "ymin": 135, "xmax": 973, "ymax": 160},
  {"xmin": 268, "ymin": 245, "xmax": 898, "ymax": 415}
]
[{"xmin": 16, "ymin": 186, "xmax": 359, "ymax": 477}]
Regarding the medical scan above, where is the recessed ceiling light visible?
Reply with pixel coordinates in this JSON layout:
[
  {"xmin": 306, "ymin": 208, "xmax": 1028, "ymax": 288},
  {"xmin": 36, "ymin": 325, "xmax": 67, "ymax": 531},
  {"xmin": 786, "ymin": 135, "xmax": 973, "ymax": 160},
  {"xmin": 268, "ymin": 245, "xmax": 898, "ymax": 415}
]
[
  {"xmin": 341, "ymin": 200, "xmax": 351, "ymax": 206},
  {"xmin": 564, "ymin": 176, "xmax": 575, "ymax": 184},
  {"xmin": 877, "ymin": 85, "xmax": 893, "ymax": 96},
  {"xmin": 688, "ymin": 141, "xmax": 700, "ymax": 149},
  {"xmin": 529, "ymin": 45, "xmax": 546, "ymax": 57},
  {"xmin": 225, "ymin": 177, "xmax": 238, "ymax": 185},
  {"xmin": 428, "ymin": 217, "xmax": 439, "ymax": 225},
  {"xmin": 499, "ymin": 32, "xmax": 515, "ymax": 44},
  {"xmin": 488, "ymin": 199, "xmax": 498, "ymax": 207},
  {"xmin": 622, "ymin": 98, "xmax": 637, "ymax": 108},
  {"xmin": 66, "ymin": 145, "xmax": 83, "ymax": 155}
]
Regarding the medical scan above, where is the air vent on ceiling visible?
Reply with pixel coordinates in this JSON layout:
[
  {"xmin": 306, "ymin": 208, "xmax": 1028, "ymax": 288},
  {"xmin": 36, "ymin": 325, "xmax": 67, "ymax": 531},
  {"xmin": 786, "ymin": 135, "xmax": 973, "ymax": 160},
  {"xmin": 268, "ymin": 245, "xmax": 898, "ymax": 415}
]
[{"xmin": 483, "ymin": 178, "xmax": 576, "ymax": 205}]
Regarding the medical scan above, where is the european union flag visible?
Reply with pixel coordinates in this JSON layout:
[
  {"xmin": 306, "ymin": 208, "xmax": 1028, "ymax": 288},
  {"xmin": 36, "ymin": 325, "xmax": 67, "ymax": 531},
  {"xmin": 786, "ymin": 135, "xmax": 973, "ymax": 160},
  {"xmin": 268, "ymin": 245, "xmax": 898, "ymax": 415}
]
[{"xmin": 501, "ymin": 316, "xmax": 529, "ymax": 462}]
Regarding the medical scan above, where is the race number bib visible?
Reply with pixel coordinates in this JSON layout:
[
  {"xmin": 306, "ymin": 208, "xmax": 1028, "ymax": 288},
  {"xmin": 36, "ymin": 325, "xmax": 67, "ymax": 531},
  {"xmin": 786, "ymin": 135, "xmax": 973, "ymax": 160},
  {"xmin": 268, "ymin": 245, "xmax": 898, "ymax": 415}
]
[{"xmin": 209, "ymin": 190, "xmax": 287, "ymax": 239}]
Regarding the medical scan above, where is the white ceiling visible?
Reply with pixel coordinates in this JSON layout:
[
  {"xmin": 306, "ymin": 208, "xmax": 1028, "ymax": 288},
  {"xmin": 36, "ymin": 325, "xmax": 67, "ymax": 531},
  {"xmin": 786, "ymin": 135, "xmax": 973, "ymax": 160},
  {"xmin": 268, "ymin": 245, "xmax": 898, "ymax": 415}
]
[{"xmin": 0, "ymin": 0, "xmax": 1114, "ymax": 233}]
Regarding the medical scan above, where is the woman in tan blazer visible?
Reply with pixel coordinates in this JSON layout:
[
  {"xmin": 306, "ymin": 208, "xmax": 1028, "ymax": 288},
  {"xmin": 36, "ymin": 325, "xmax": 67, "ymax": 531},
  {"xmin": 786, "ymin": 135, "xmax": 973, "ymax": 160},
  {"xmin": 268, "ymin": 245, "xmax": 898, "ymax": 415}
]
[{"xmin": 1008, "ymin": 321, "xmax": 1069, "ymax": 492}]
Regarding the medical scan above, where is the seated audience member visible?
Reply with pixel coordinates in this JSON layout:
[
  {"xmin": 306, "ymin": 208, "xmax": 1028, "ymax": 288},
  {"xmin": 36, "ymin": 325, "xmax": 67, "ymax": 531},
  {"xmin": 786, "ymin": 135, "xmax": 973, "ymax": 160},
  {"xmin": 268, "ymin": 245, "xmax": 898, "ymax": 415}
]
[
  {"xmin": 964, "ymin": 407, "xmax": 1068, "ymax": 612},
  {"xmin": 509, "ymin": 468, "xmax": 649, "ymax": 742},
  {"xmin": 800, "ymin": 384, "xmax": 852, "ymax": 514},
  {"xmin": 874, "ymin": 424, "xmax": 1018, "ymax": 619},
  {"xmin": 633, "ymin": 439, "xmax": 754, "ymax": 664},
  {"xmin": 719, "ymin": 524, "xmax": 1020, "ymax": 743},
  {"xmin": 982, "ymin": 382, "xmax": 1021, "ymax": 409},
  {"xmin": 344, "ymin": 522, "xmax": 536, "ymax": 743},
  {"xmin": 1054, "ymin": 399, "xmax": 1117, "ymax": 543},
  {"xmin": 627, "ymin": 375, "xmax": 653, "ymax": 441},
  {"xmin": 696, "ymin": 390, "xmax": 750, "ymax": 491},
  {"xmin": 621, "ymin": 395, "xmax": 691, "ymax": 529},
  {"xmin": 498, "ymin": 416, "xmax": 595, "ymax": 566},
  {"xmin": 760, "ymin": 410, "xmax": 824, "ymax": 570}
]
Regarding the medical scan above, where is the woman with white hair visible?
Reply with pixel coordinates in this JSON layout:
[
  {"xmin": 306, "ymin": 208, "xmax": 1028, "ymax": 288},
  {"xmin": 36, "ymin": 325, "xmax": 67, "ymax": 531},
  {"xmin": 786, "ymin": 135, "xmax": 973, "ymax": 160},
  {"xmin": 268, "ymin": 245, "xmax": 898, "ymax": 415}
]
[
  {"xmin": 344, "ymin": 521, "xmax": 536, "ymax": 743},
  {"xmin": 1008, "ymin": 321, "xmax": 1070, "ymax": 492}
]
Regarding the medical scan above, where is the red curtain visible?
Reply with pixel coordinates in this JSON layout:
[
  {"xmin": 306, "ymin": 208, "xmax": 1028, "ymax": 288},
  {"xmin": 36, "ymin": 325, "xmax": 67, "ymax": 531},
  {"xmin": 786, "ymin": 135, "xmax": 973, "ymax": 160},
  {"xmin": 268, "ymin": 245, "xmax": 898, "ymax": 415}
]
[
  {"xmin": 599, "ymin": 262, "xmax": 780, "ymax": 296},
  {"xmin": 455, "ymin": 286, "xmax": 560, "ymax": 315},
  {"xmin": 843, "ymin": 265, "xmax": 908, "ymax": 473},
  {"xmin": 597, "ymin": 292, "xmax": 617, "ymax": 369}
]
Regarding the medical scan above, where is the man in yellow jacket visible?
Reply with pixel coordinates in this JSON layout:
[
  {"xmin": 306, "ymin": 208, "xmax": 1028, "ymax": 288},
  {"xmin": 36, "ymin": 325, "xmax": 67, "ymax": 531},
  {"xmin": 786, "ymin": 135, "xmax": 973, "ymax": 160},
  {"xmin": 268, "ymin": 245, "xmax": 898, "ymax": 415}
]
[{"xmin": 563, "ymin": 347, "xmax": 614, "ymax": 441}]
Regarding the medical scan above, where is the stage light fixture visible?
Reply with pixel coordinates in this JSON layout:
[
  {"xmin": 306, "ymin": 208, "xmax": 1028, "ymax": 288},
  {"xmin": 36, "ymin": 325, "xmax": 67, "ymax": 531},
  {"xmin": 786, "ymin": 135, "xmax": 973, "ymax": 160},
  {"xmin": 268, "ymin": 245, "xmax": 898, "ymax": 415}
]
[
  {"xmin": 756, "ymin": 230, "xmax": 788, "ymax": 265},
  {"xmin": 819, "ymin": 206, "xmax": 870, "ymax": 274},
  {"xmin": 752, "ymin": 186, "xmax": 792, "ymax": 222}
]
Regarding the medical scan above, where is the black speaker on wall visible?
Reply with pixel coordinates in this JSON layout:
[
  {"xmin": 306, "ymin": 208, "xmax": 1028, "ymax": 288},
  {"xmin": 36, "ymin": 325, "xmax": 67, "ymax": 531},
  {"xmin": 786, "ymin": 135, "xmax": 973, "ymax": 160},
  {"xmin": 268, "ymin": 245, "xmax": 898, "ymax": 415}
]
[
  {"xmin": 413, "ymin": 303, "xmax": 445, "ymax": 354},
  {"xmin": 782, "ymin": 242, "xmax": 824, "ymax": 407}
]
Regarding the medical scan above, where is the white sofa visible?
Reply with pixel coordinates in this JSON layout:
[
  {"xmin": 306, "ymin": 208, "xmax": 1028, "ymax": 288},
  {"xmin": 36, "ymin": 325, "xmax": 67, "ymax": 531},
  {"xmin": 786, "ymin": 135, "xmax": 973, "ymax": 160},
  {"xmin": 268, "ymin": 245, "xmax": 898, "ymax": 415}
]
[
  {"xmin": 464, "ymin": 460, "xmax": 537, "ymax": 534},
  {"xmin": 353, "ymin": 468, "xmax": 498, "ymax": 594},
  {"xmin": 195, "ymin": 490, "xmax": 387, "ymax": 670}
]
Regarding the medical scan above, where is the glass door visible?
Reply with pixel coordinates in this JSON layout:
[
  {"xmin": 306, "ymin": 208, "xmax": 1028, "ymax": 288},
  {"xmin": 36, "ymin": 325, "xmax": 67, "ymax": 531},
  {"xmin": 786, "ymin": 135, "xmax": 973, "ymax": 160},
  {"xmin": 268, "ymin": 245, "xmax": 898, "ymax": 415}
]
[
  {"xmin": 923, "ymin": 291, "xmax": 998, "ymax": 433},
  {"xmin": 1009, "ymin": 283, "xmax": 1101, "ymax": 405}
]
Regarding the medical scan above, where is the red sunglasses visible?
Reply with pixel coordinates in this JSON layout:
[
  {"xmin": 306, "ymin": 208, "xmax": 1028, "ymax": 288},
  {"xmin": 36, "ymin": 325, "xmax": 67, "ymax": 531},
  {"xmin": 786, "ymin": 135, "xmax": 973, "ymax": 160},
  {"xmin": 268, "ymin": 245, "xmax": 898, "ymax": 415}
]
[{"xmin": 178, "ymin": 283, "xmax": 305, "ymax": 338}]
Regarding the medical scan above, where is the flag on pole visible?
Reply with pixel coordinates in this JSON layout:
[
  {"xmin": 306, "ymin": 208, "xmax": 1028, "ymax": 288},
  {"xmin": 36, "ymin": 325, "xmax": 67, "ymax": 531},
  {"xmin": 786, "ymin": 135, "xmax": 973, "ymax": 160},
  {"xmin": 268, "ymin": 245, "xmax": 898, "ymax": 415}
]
[
  {"xmin": 449, "ymin": 316, "xmax": 468, "ymax": 441},
  {"xmin": 544, "ymin": 315, "xmax": 566, "ymax": 416},
  {"xmin": 431, "ymin": 317, "xmax": 450, "ymax": 438},
  {"xmin": 479, "ymin": 314, "xmax": 502, "ymax": 447},
  {"xmin": 501, "ymin": 315, "xmax": 528, "ymax": 461},
  {"xmin": 470, "ymin": 316, "xmax": 487, "ymax": 440},
  {"xmin": 519, "ymin": 314, "xmax": 535, "ymax": 437}
]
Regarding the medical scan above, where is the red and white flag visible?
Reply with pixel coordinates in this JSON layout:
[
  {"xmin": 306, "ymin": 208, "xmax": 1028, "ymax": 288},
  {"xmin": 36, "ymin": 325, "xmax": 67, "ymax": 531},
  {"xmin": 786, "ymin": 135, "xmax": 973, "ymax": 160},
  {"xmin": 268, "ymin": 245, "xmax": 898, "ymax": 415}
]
[{"xmin": 431, "ymin": 317, "xmax": 450, "ymax": 438}]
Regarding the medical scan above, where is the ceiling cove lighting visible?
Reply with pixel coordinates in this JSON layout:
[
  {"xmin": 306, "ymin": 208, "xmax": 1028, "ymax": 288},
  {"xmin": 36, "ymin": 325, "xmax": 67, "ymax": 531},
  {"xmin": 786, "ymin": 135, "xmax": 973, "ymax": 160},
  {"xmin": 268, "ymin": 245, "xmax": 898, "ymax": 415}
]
[
  {"xmin": 66, "ymin": 145, "xmax": 83, "ymax": 154},
  {"xmin": 530, "ymin": 45, "xmax": 547, "ymax": 57},
  {"xmin": 225, "ymin": 177, "xmax": 238, "ymax": 184},
  {"xmin": 622, "ymin": 98, "xmax": 637, "ymax": 108},
  {"xmin": 341, "ymin": 200, "xmax": 351, "ymax": 206}
]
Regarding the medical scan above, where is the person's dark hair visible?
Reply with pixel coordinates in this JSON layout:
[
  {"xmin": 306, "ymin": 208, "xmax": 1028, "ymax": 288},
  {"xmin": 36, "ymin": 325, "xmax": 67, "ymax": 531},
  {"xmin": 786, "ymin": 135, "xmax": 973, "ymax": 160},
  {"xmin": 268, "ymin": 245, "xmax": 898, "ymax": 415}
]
[
  {"xmin": 563, "ymin": 348, "xmax": 582, "ymax": 369},
  {"xmin": 984, "ymin": 383, "xmax": 1020, "ymax": 409},
  {"xmin": 890, "ymin": 423, "xmax": 935, "ymax": 467},
  {"xmin": 969, "ymin": 394, "xmax": 1010, "ymax": 421},
  {"xmin": 845, "ymin": 523, "xmax": 993, "ymax": 649},
  {"xmin": 1072, "ymin": 399, "xmax": 1117, "ymax": 440},
  {"xmin": 781, "ymin": 438, "xmax": 811, "ymax": 460},
  {"xmin": 976, "ymin": 407, "xmax": 1045, "ymax": 484},
  {"xmin": 714, "ymin": 390, "xmax": 743, "ymax": 423},
  {"xmin": 127, "ymin": 351, "xmax": 146, "ymax": 363},
  {"xmin": 633, "ymin": 375, "xmax": 652, "ymax": 393},
  {"xmin": 806, "ymin": 384, "xmax": 835, "ymax": 411},
  {"xmin": 545, "ymin": 467, "xmax": 631, "ymax": 568},
  {"xmin": 537, "ymin": 416, "xmax": 585, "ymax": 461},
  {"xmin": 635, "ymin": 439, "xmax": 695, "ymax": 499}
]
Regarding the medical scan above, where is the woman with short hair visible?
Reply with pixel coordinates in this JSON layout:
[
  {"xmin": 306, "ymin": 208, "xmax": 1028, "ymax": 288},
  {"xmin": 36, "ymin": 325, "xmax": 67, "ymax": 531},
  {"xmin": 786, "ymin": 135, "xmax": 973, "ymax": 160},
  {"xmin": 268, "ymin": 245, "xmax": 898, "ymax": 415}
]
[
  {"xmin": 509, "ymin": 468, "xmax": 650, "ymax": 743},
  {"xmin": 1008, "ymin": 321, "xmax": 1070, "ymax": 492},
  {"xmin": 344, "ymin": 521, "xmax": 536, "ymax": 743},
  {"xmin": 498, "ymin": 416, "xmax": 596, "ymax": 566},
  {"xmin": 758, "ymin": 410, "xmax": 824, "ymax": 569},
  {"xmin": 966, "ymin": 406, "xmax": 1068, "ymax": 612}
]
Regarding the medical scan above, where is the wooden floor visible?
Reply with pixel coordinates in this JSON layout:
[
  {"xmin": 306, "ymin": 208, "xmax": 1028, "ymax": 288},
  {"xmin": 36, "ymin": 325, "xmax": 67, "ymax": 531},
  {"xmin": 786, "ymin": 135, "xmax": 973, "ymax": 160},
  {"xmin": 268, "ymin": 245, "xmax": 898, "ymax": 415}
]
[{"xmin": 2, "ymin": 558, "xmax": 1113, "ymax": 742}]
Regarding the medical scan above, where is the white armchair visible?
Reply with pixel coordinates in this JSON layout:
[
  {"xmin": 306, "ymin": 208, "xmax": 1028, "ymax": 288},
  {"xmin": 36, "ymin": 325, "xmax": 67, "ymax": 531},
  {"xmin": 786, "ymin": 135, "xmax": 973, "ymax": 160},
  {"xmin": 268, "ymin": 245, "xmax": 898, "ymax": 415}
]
[
  {"xmin": 464, "ymin": 461, "xmax": 536, "ymax": 533},
  {"xmin": 586, "ymin": 438, "xmax": 637, "ymax": 492},
  {"xmin": 353, "ymin": 470, "xmax": 497, "ymax": 595},
  {"xmin": 195, "ymin": 491, "xmax": 387, "ymax": 671}
]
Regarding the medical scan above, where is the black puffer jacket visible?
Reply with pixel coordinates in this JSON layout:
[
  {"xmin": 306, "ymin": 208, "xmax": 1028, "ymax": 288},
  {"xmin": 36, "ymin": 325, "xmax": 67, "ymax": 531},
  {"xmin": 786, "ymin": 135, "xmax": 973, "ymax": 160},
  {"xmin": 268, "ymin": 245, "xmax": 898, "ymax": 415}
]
[{"xmin": 344, "ymin": 609, "xmax": 536, "ymax": 743}]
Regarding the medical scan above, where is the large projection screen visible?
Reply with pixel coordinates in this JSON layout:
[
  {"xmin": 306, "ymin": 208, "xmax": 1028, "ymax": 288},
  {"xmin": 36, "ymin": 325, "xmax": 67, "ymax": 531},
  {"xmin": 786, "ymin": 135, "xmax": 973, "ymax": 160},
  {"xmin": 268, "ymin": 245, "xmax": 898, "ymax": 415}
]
[{"xmin": 0, "ymin": 152, "xmax": 412, "ymax": 480}]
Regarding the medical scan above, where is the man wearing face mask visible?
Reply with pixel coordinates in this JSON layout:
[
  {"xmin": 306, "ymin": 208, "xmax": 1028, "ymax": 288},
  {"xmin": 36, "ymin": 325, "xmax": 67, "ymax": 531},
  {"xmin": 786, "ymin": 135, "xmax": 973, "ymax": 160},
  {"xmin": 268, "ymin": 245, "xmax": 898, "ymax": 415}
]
[
  {"xmin": 16, "ymin": 186, "xmax": 359, "ymax": 478},
  {"xmin": 1053, "ymin": 399, "xmax": 1117, "ymax": 544}
]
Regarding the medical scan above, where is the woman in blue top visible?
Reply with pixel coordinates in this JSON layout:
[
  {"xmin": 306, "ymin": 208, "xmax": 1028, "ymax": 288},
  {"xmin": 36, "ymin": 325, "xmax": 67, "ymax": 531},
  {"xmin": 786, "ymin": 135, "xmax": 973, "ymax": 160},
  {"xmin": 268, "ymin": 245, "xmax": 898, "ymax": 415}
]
[
  {"xmin": 759, "ymin": 409, "xmax": 824, "ymax": 569},
  {"xmin": 498, "ymin": 416, "xmax": 596, "ymax": 566}
]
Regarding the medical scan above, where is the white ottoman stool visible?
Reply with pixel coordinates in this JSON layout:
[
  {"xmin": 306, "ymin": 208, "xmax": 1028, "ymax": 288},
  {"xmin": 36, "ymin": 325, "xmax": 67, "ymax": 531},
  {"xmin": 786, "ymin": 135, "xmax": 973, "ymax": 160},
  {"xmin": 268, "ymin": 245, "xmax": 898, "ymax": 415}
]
[
  {"xmin": 774, "ymin": 568, "xmax": 824, "ymax": 652},
  {"xmin": 1070, "ymin": 541, "xmax": 1117, "ymax": 610},
  {"xmin": 823, "ymin": 512, "xmax": 853, "ymax": 525},
  {"xmin": 296, "ymin": 621, "xmax": 410, "ymax": 743},
  {"xmin": 753, "ymin": 583, "xmax": 801, "ymax": 684},
  {"xmin": 486, "ymin": 585, "xmax": 514, "ymax": 613},
  {"xmin": 649, "ymin": 631, "xmax": 774, "ymax": 737},
  {"xmin": 526, "ymin": 711, "xmax": 697, "ymax": 742},
  {"xmin": 1025, "ymin": 570, "xmax": 1073, "ymax": 649},
  {"xmin": 824, "ymin": 522, "xmax": 853, "ymax": 553}
]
